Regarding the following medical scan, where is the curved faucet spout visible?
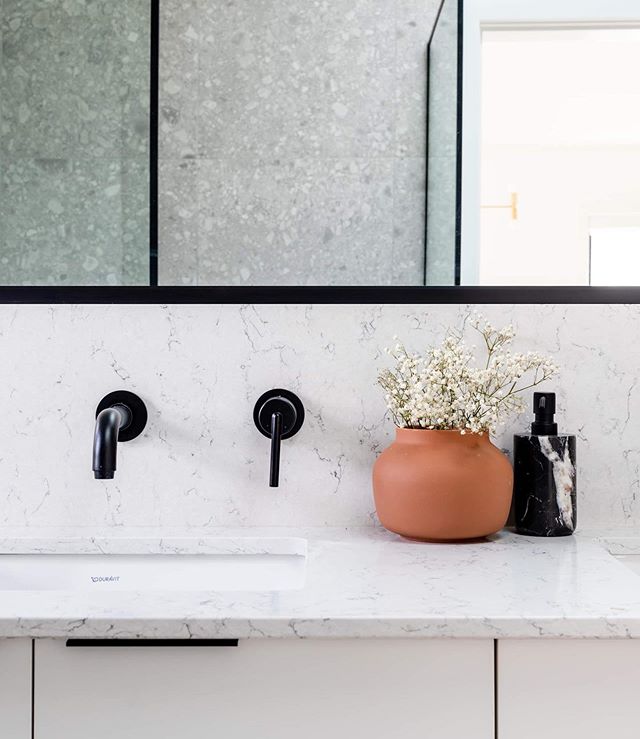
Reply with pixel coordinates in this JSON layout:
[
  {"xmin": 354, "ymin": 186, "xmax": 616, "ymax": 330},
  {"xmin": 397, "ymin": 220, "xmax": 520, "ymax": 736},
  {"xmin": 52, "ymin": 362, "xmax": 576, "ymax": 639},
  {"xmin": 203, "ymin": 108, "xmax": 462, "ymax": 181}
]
[{"xmin": 92, "ymin": 404, "xmax": 131, "ymax": 480}]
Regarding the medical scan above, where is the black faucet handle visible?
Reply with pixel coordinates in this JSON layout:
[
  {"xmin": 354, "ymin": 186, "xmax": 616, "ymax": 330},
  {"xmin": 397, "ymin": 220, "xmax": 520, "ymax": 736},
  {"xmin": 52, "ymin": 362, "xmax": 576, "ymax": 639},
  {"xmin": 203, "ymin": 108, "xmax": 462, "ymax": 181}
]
[
  {"xmin": 253, "ymin": 389, "xmax": 305, "ymax": 488},
  {"xmin": 269, "ymin": 411, "xmax": 283, "ymax": 487},
  {"xmin": 96, "ymin": 391, "xmax": 148, "ymax": 442}
]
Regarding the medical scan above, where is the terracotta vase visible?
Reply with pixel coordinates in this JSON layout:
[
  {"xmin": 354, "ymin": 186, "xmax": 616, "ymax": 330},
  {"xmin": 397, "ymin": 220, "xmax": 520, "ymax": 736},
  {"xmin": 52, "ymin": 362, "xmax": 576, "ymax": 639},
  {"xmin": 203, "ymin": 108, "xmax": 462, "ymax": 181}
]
[{"xmin": 373, "ymin": 428, "xmax": 513, "ymax": 541}]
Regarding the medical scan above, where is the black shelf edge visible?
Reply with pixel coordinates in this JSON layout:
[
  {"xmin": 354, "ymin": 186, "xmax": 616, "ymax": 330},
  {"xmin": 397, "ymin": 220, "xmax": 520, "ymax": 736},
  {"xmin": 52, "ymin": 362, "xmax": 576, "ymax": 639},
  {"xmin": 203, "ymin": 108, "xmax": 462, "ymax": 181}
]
[{"xmin": 0, "ymin": 286, "xmax": 639, "ymax": 304}]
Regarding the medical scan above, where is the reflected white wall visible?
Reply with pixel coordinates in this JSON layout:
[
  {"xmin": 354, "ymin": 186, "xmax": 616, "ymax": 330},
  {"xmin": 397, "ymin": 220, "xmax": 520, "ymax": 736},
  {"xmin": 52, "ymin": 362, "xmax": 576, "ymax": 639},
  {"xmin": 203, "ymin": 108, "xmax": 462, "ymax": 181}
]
[{"xmin": 478, "ymin": 27, "xmax": 640, "ymax": 284}]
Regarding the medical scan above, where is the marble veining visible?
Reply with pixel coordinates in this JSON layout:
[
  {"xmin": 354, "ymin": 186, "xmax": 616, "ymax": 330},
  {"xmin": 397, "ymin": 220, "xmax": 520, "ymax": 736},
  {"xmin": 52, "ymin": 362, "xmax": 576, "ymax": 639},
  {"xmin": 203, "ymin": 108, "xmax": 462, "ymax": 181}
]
[
  {"xmin": 0, "ymin": 528, "xmax": 639, "ymax": 638},
  {"xmin": 0, "ymin": 303, "xmax": 639, "ymax": 531},
  {"xmin": 539, "ymin": 436, "xmax": 575, "ymax": 529},
  {"xmin": 514, "ymin": 434, "xmax": 577, "ymax": 537}
]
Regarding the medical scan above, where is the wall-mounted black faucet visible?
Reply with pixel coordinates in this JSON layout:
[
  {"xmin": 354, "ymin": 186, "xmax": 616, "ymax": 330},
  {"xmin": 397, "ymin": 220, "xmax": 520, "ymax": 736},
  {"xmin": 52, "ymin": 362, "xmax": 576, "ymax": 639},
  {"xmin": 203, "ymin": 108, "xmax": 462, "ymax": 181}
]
[
  {"xmin": 253, "ymin": 389, "xmax": 304, "ymax": 487},
  {"xmin": 93, "ymin": 391, "xmax": 147, "ymax": 480}
]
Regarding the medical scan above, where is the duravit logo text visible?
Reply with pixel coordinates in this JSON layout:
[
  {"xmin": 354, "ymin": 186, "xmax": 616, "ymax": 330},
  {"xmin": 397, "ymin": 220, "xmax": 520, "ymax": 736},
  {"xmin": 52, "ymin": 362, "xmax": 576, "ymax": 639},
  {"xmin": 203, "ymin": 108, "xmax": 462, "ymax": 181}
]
[{"xmin": 91, "ymin": 576, "xmax": 121, "ymax": 583}]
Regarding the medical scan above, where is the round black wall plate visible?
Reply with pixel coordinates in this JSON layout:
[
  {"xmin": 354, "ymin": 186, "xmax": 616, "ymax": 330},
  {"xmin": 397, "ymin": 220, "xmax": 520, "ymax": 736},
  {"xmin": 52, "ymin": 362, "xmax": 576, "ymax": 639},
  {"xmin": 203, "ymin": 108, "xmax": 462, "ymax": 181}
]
[
  {"xmin": 96, "ymin": 391, "xmax": 148, "ymax": 442},
  {"xmin": 254, "ymin": 389, "xmax": 305, "ymax": 440}
]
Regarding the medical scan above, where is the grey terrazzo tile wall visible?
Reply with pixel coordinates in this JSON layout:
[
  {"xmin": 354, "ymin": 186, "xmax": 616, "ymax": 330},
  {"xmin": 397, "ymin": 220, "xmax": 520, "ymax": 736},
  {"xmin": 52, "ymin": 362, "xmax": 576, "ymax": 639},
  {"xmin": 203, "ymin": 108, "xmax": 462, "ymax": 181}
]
[
  {"xmin": 2, "ymin": 1, "xmax": 441, "ymax": 285},
  {"xmin": 158, "ymin": 0, "xmax": 441, "ymax": 286},
  {"xmin": 0, "ymin": 0, "xmax": 150, "ymax": 285},
  {"xmin": 425, "ymin": 0, "xmax": 458, "ymax": 285}
]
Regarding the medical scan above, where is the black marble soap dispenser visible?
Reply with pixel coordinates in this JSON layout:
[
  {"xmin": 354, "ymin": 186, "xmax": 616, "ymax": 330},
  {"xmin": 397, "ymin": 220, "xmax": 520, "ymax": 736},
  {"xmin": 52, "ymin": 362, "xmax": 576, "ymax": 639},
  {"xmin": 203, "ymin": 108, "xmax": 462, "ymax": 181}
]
[{"xmin": 513, "ymin": 392, "xmax": 577, "ymax": 537}]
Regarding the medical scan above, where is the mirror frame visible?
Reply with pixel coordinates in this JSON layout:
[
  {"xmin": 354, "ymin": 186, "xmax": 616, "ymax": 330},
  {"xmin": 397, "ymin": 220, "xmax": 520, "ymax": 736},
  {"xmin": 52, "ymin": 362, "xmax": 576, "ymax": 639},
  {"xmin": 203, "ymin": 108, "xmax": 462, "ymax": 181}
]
[
  {"xmin": 1, "ymin": 286, "xmax": 639, "ymax": 303},
  {"xmin": 2, "ymin": 0, "xmax": 640, "ymax": 304}
]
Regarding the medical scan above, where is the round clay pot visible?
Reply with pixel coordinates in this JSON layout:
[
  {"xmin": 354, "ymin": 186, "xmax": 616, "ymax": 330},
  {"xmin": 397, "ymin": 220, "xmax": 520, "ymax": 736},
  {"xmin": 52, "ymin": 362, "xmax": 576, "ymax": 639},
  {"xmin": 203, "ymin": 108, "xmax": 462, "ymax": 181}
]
[{"xmin": 373, "ymin": 428, "xmax": 513, "ymax": 541}]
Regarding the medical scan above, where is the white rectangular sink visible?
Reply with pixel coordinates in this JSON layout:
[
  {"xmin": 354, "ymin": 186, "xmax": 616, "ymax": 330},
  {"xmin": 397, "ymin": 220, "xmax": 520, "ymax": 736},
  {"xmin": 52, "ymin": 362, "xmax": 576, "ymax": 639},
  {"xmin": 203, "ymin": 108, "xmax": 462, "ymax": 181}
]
[{"xmin": 0, "ymin": 538, "xmax": 307, "ymax": 592}]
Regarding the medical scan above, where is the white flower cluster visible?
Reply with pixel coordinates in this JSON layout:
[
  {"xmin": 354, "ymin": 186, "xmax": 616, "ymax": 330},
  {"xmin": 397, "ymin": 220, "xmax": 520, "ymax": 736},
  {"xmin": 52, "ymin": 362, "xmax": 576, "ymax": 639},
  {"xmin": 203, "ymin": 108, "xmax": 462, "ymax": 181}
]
[{"xmin": 378, "ymin": 315, "xmax": 559, "ymax": 435}]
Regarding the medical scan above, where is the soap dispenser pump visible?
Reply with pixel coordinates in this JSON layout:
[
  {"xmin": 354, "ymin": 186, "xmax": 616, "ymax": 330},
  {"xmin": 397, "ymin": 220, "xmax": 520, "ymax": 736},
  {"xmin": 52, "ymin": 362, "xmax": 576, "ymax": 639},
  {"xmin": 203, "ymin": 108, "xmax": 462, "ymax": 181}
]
[{"xmin": 513, "ymin": 392, "xmax": 577, "ymax": 537}]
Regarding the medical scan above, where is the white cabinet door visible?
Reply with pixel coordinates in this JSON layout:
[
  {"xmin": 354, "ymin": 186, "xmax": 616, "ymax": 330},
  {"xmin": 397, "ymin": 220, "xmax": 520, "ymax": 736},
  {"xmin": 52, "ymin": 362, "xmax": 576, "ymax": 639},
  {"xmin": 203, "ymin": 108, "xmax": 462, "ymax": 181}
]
[
  {"xmin": 0, "ymin": 639, "xmax": 32, "ymax": 739},
  {"xmin": 35, "ymin": 638, "xmax": 493, "ymax": 739},
  {"xmin": 499, "ymin": 640, "xmax": 640, "ymax": 739}
]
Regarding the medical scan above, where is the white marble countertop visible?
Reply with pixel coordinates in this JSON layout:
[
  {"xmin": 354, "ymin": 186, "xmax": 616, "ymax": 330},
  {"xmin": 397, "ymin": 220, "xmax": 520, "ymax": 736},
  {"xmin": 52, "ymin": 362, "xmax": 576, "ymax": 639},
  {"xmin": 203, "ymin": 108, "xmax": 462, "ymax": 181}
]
[{"xmin": 0, "ymin": 526, "xmax": 639, "ymax": 639}]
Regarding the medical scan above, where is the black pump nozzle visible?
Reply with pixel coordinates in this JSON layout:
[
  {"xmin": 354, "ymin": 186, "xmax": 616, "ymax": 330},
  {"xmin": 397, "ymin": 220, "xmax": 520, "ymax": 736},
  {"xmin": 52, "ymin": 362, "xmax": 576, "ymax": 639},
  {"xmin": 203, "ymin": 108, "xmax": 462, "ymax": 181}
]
[{"xmin": 531, "ymin": 392, "xmax": 558, "ymax": 435}]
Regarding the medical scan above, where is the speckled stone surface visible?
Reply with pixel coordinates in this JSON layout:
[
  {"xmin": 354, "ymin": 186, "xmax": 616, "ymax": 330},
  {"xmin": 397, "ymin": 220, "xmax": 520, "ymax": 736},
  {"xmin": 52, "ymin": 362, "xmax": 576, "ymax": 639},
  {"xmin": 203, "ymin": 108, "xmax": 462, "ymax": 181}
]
[
  {"xmin": 158, "ymin": 0, "xmax": 441, "ymax": 286},
  {"xmin": 2, "ymin": 0, "xmax": 441, "ymax": 286},
  {"xmin": 425, "ymin": 0, "xmax": 459, "ymax": 285},
  {"xmin": 0, "ymin": 0, "xmax": 150, "ymax": 285},
  {"xmin": 158, "ymin": 159, "xmax": 199, "ymax": 286},
  {"xmin": 197, "ymin": 157, "xmax": 396, "ymax": 286},
  {"xmin": 426, "ymin": 154, "xmax": 457, "ymax": 285},
  {"xmin": 393, "ymin": 157, "xmax": 426, "ymax": 285},
  {"xmin": 2, "ymin": 157, "xmax": 148, "ymax": 285},
  {"xmin": 158, "ymin": 0, "xmax": 199, "ymax": 161}
]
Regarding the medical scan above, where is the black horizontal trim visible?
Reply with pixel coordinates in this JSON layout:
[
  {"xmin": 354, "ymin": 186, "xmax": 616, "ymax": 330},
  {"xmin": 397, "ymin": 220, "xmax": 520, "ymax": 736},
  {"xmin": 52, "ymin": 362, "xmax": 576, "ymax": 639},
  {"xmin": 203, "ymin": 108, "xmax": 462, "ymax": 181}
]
[
  {"xmin": 0, "ymin": 286, "xmax": 639, "ymax": 304},
  {"xmin": 66, "ymin": 639, "xmax": 239, "ymax": 648}
]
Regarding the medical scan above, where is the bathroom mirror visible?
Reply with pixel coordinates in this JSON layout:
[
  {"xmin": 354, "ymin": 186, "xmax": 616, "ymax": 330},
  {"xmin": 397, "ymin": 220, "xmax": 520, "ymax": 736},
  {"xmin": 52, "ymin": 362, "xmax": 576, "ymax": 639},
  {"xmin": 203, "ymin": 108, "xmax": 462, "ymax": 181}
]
[
  {"xmin": 0, "ymin": 0, "xmax": 153, "ymax": 287},
  {"xmin": 3, "ymin": 0, "xmax": 640, "ymax": 301},
  {"xmin": 428, "ymin": 0, "xmax": 640, "ymax": 287}
]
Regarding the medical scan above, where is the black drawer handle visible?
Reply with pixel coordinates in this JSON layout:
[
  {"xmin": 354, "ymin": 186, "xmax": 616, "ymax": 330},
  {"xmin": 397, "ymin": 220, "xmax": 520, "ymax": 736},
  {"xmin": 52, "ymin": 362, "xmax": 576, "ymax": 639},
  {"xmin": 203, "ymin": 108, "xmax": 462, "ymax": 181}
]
[{"xmin": 66, "ymin": 639, "xmax": 239, "ymax": 648}]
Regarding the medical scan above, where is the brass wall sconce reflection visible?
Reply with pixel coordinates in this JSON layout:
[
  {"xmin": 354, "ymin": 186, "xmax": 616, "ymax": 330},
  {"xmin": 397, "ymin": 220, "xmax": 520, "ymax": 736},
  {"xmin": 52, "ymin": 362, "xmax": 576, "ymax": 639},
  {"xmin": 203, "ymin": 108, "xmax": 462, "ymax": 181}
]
[{"xmin": 481, "ymin": 192, "xmax": 518, "ymax": 220}]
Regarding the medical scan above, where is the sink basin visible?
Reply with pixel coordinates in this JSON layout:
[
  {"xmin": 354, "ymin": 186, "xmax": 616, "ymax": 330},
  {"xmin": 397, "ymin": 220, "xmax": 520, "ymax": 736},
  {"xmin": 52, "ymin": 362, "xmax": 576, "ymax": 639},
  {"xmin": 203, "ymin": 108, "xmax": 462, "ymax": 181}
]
[{"xmin": 0, "ymin": 538, "xmax": 307, "ymax": 592}]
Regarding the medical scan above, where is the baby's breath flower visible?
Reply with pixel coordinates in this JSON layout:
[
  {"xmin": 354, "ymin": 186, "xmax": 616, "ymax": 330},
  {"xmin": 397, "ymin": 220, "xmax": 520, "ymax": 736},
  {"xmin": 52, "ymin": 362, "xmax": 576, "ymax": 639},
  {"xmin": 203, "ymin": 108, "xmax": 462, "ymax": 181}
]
[{"xmin": 377, "ymin": 315, "xmax": 560, "ymax": 435}]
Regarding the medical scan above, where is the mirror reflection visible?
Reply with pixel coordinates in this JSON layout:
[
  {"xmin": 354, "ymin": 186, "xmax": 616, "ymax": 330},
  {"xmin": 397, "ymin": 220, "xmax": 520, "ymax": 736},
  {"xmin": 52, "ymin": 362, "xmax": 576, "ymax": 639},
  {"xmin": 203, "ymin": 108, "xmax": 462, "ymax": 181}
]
[
  {"xmin": 478, "ymin": 26, "xmax": 640, "ymax": 285},
  {"xmin": 2, "ymin": 0, "xmax": 638, "ymax": 288},
  {"xmin": 0, "ymin": 0, "xmax": 150, "ymax": 286},
  {"xmin": 428, "ymin": 0, "xmax": 640, "ymax": 286},
  {"xmin": 157, "ymin": 1, "xmax": 430, "ymax": 286}
]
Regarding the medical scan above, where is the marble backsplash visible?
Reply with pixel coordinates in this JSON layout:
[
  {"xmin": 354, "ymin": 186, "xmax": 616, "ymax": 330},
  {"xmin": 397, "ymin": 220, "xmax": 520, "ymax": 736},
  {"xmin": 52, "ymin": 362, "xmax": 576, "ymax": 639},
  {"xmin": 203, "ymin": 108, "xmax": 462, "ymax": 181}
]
[{"xmin": 0, "ymin": 302, "xmax": 637, "ymax": 531}]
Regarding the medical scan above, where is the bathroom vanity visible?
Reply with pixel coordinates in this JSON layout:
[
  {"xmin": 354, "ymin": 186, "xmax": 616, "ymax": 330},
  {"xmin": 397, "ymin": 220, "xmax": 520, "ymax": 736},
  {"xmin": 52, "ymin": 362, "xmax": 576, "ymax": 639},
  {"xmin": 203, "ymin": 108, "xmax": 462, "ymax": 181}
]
[
  {"xmin": 22, "ymin": 640, "xmax": 491, "ymax": 739},
  {"xmin": 3, "ymin": 0, "xmax": 640, "ymax": 735},
  {"xmin": 1, "ymin": 529, "xmax": 640, "ymax": 739},
  {"xmin": 5, "ymin": 636, "xmax": 640, "ymax": 739}
]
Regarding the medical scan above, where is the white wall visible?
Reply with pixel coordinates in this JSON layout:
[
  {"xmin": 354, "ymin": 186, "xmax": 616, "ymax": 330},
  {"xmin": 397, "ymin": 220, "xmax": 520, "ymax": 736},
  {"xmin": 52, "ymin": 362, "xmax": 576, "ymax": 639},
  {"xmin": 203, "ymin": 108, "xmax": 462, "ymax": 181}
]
[
  {"xmin": 479, "ymin": 28, "xmax": 640, "ymax": 285},
  {"xmin": 461, "ymin": 0, "xmax": 640, "ymax": 284}
]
